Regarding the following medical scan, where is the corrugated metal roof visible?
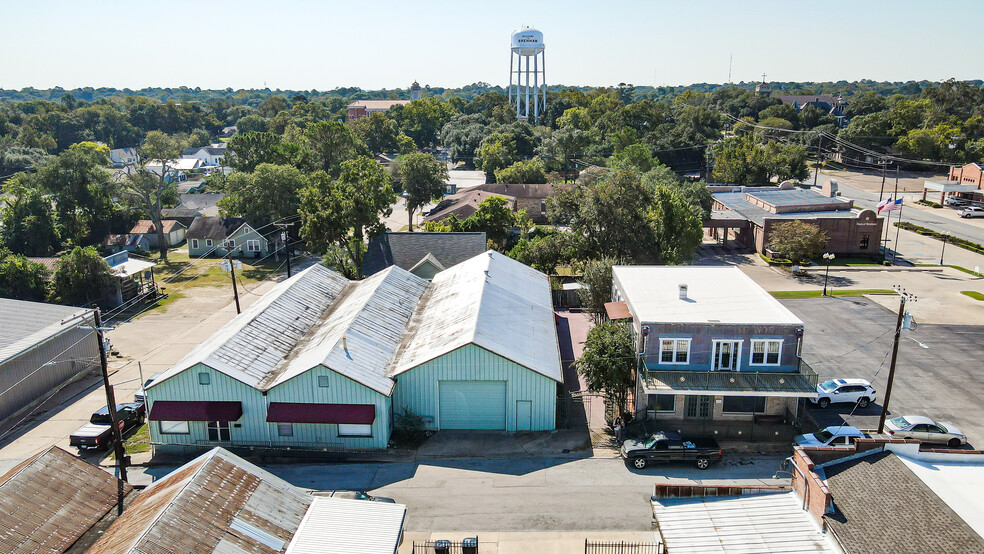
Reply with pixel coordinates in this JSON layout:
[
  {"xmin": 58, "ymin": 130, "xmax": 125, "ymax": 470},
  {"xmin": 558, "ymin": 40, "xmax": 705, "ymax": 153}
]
[
  {"xmin": 0, "ymin": 446, "xmax": 132, "ymax": 553},
  {"xmin": 0, "ymin": 299, "xmax": 93, "ymax": 365},
  {"xmin": 613, "ymin": 266, "xmax": 803, "ymax": 325},
  {"xmin": 91, "ymin": 448, "xmax": 312, "ymax": 554},
  {"xmin": 284, "ymin": 497, "xmax": 406, "ymax": 554},
  {"xmin": 652, "ymin": 492, "xmax": 838, "ymax": 553},
  {"xmin": 264, "ymin": 266, "xmax": 428, "ymax": 395},
  {"xmin": 149, "ymin": 265, "xmax": 349, "ymax": 391},
  {"xmin": 390, "ymin": 250, "xmax": 563, "ymax": 383},
  {"xmin": 129, "ymin": 220, "xmax": 183, "ymax": 235}
]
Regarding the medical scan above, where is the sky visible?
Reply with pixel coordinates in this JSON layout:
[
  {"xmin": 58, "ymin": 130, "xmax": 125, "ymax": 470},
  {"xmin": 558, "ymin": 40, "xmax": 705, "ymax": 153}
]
[{"xmin": 1, "ymin": 0, "xmax": 982, "ymax": 91}]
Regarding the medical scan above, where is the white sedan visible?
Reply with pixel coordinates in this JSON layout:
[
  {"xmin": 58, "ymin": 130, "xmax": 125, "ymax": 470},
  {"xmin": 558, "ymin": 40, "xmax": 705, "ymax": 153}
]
[{"xmin": 885, "ymin": 415, "xmax": 967, "ymax": 447}]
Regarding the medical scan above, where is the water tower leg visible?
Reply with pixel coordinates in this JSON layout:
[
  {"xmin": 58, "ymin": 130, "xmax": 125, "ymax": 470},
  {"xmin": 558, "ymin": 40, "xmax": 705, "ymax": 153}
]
[
  {"xmin": 516, "ymin": 55, "xmax": 522, "ymax": 118},
  {"xmin": 508, "ymin": 53, "xmax": 514, "ymax": 105},
  {"xmin": 533, "ymin": 54, "xmax": 539, "ymax": 124},
  {"xmin": 541, "ymin": 52, "xmax": 547, "ymax": 117},
  {"xmin": 525, "ymin": 55, "xmax": 532, "ymax": 120}
]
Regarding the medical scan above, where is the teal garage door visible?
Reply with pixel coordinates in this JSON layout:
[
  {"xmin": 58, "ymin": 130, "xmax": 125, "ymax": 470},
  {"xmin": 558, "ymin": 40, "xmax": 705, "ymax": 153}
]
[{"xmin": 439, "ymin": 381, "xmax": 507, "ymax": 430}]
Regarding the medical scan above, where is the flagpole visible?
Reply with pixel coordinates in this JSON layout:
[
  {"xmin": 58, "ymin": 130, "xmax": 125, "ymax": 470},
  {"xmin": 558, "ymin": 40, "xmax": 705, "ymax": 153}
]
[
  {"xmin": 891, "ymin": 200, "xmax": 904, "ymax": 266},
  {"xmin": 879, "ymin": 198, "xmax": 891, "ymax": 259}
]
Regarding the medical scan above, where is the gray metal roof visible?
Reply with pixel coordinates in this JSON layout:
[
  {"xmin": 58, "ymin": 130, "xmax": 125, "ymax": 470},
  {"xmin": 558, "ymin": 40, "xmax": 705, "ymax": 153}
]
[
  {"xmin": 361, "ymin": 232, "xmax": 487, "ymax": 277},
  {"xmin": 90, "ymin": 448, "xmax": 312, "ymax": 554},
  {"xmin": 0, "ymin": 299, "xmax": 93, "ymax": 365},
  {"xmin": 285, "ymin": 497, "xmax": 407, "ymax": 554},
  {"xmin": 743, "ymin": 187, "xmax": 851, "ymax": 209},
  {"xmin": 390, "ymin": 250, "xmax": 563, "ymax": 383},
  {"xmin": 714, "ymin": 191, "xmax": 863, "ymax": 227}
]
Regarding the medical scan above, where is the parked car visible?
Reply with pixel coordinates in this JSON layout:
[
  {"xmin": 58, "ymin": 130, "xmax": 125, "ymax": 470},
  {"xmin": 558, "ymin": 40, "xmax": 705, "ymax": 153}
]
[
  {"xmin": 133, "ymin": 372, "xmax": 163, "ymax": 404},
  {"xmin": 957, "ymin": 206, "xmax": 984, "ymax": 218},
  {"xmin": 794, "ymin": 426, "xmax": 866, "ymax": 447},
  {"xmin": 810, "ymin": 378, "xmax": 877, "ymax": 409},
  {"xmin": 945, "ymin": 196, "xmax": 969, "ymax": 207},
  {"xmin": 620, "ymin": 431, "xmax": 722, "ymax": 470},
  {"xmin": 312, "ymin": 490, "xmax": 396, "ymax": 503},
  {"xmin": 69, "ymin": 403, "xmax": 146, "ymax": 452},
  {"xmin": 885, "ymin": 415, "xmax": 967, "ymax": 447}
]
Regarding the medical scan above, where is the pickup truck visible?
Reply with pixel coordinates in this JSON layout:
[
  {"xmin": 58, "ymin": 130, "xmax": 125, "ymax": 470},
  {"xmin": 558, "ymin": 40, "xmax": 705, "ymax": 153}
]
[
  {"xmin": 620, "ymin": 431, "xmax": 723, "ymax": 470},
  {"xmin": 69, "ymin": 403, "xmax": 146, "ymax": 452}
]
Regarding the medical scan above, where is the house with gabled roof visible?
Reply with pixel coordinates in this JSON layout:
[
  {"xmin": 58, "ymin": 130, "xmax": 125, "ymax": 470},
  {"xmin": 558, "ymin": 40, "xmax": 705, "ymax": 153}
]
[
  {"xmin": 361, "ymin": 231, "xmax": 487, "ymax": 279},
  {"xmin": 186, "ymin": 216, "xmax": 270, "ymax": 258},
  {"xmin": 145, "ymin": 251, "xmax": 563, "ymax": 454}
]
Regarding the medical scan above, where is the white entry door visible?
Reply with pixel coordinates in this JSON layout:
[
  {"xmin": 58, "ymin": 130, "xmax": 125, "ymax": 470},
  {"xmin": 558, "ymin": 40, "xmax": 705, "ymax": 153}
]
[{"xmin": 713, "ymin": 341, "xmax": 741, "ymax": 371}]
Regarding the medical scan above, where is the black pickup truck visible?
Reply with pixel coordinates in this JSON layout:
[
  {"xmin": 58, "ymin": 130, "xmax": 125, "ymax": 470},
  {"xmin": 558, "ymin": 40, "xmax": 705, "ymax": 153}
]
[
  {"xmin": 620, "ymin": 431, "xmax": 723, "ymax": 470},
  {"xmin": 69, "ymin": 403, "xmax": 146, "ymax": 452}
]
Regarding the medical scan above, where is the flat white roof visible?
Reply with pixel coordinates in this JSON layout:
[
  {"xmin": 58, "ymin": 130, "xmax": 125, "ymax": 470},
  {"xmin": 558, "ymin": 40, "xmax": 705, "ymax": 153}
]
[
  {"xmin": 285, "ymin": 497, "xmax": 406, "ymax": 554},
  {"xmin": 652, "ymin": 491, "xmax": 839, "ymax": 553},
  {"xmin": 897, "ymin": 454, "xmax": 984, "ymax": 540},
  {"xmin": 613, "ymin": 266, "xmax": 803, "ymax": 325},
  {"xmin": 112, "ymin": 258, "xmax": 155, "ymax": 278},
  {"xmin": 923, "ymin": 180, "xmax": 978, "ymax": 193}
]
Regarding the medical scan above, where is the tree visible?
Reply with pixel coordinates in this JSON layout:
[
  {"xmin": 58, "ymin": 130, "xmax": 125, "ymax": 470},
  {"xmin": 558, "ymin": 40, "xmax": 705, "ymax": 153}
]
[
  {"xmin": 226, "ymin": 131, "xmax": 288, "ymax": 172},
  {"xmin": 397, "ymin": 152, "xmax": 448, "ymax": 231},
  {"xmin": 765, "ymin": 220, "xmax": 828, "ymax": 265},
  {"xmin": 578, "ymin": 258, "xmax": 615, "ymax": 320},
  {"xmin": 648, "ymin": 185, "xmax": 704, "ymax": 264},
  {"xmin": 50, "ymin": 246, "xmax": 117, "ymax": 308},
  {"xmin": 235, "ymin": 113, "xmax": 269, "ymax": 134},
  {"xmin": 0, "ymin": 176, "xmax": 60, "ymax": 255},
  {"xmin": 352, "ymin": 112, "xmax": 400, "ymax": 154},
  {"xmin": 440, "ymin": 113, "xmax": 489, "ymax": 163},
  {"xmin": 462, "ymin": 195, "xmax": 515, "ymax": 249},
  {"xmin": 507, "ymin": 231, "xmax": 574, "ymax": 275},
  {"xmin": 474, "ymin": 132, "xmax": 517, "ymax": 181},
  {"xmin": 577, "ymin": 321, "xmax": 635, "ymax": 419},
  {"xmin": 0, "ymin": 249, "xmax": 50, "ymax": 301},
  {"xmin": 299, "ymin": 157, "xmax": 395, "ymax": 276},
  {"xmin": 711, "ymin": 135, "xmax": 807, "ymax": 185},
  {"xmin": 494, "ymin": 158, "xmax": 547, "ymax": 184},
  {"xmin": 218, "ymin": 163, "xmax": 308, "ymax": 227},
  {"xmin": 392, "ymin": 97, "xmax": 457, "ymax": 147},
  {"xmin": 123, "ymin": 131, "xmax": 185, "ymax": 261},
  {"xmin": 610, "ymin": 143, "xmax": 654, "ymax": 172},
  {"xmin": 31, "ymin": 142, "xmax": 114, "ymax": 246},
  {"xmin": 303, "ymin": 121, "xmax": 366, "ymax": 175}
]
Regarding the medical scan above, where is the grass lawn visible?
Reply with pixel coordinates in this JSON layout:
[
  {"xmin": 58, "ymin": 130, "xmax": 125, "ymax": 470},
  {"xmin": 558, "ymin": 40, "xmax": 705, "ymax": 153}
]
[
  {"xmin": 917, "ymin": 264, "xmax": 982, "ymax": 276},
  {"xmin": 107, "ymin": 423, "xmax": 152, "ymax": 461},
  {"xmin": 770, "ymin": 289, "xmax": 895, "ymax": 299},
  {"xmin": 813, "ymin": 256, "xmax": 885, "ymax": 267},
  {"xmin": 961, "ymin": 290, "xmax": 984, "ymax": 301}
]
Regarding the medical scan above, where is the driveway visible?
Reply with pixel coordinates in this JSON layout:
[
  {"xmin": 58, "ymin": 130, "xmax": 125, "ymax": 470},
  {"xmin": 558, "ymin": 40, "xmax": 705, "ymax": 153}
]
[{"xmin": 781, "ymin": 297, "xmax": 984, "ymax": 448}]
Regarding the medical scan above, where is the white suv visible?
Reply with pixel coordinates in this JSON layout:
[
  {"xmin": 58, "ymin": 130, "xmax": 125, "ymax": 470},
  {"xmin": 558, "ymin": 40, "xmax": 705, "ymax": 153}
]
[{"xmin": 811, "ymin": 379, "xmax": 876, "ymax": 409}]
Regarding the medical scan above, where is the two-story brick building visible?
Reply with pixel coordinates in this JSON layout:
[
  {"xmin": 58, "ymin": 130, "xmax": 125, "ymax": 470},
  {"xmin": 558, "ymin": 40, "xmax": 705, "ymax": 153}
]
[{"xmin": 609, "ymin": 266, "xmax": 818, "ymax": 438}]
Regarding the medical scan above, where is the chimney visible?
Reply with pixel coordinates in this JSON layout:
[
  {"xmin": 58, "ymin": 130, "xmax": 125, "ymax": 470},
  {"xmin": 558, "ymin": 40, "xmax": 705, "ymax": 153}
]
[
  {"xmin": 679, "ymin": 284, "xmax": 688, "ymax": 300},
  {"xmin": 342, "ymin": 335, "xmax": 348, "ymax": 351}
]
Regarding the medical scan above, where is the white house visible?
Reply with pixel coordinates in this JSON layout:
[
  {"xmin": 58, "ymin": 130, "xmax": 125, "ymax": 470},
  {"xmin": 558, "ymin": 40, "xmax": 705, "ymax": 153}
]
[
  {"xmin": 181, "ymin": 146, "xmax": 226, "ymax": 167},
  {"xmin": 144, "ymin": 158, "xmax": 202, "ymax": 181},
  {"xmin": 109, "ymin": 147, "xmax": 138, "ymax": 168}
]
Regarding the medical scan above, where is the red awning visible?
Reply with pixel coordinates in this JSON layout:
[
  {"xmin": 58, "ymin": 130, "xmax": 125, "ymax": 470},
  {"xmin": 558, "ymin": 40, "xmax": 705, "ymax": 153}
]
[
  {"xmin": 266, "ymin": 403, "xmax": 376, "ymax": 425},
  {"xmin": 149, "ymin": 401, "xmax": 243, "ymax": 422}
]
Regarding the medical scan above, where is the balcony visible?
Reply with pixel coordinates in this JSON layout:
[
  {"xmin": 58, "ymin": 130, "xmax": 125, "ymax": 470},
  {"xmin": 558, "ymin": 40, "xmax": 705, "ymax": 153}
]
[{"xmin": 642, "ymin": 360, "xmax": 819, "ymax": 397}]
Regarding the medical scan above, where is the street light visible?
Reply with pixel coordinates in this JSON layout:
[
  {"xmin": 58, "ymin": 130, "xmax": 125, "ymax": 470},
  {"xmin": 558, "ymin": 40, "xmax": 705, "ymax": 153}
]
[
  {"xmin": 940, "ymin": 231, "xmax": 950, "ymax": 266},
  {"xmin": 822, "ymin": 253, "xmax": 835, "ymax": 296}
]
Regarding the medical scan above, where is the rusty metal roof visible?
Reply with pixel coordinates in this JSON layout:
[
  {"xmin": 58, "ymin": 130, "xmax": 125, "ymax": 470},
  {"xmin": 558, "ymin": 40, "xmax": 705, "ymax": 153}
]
[
  {"xmin": 0, "ymin": 446, "xmax": 132, "ymax": 553},
  {"xmin": 90, "ymin": 448, "xmax": 312, "ymax": 554},
  {"xmin": 604, "ymin": 301, "xmax": 632, "ymax": 320}
]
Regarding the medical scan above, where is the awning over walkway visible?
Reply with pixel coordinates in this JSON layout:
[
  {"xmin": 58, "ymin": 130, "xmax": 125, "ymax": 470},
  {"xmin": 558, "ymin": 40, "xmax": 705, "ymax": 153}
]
[
  {"xmin": 642, "ymin": 367, "xmax": 818, "ymax": 398},
  {"xmin": 112, "ymin": 258, "xmax": 156, "ymax": 278},
  {"xmin": 149, "ymin": 400, "xmax": 242, "ymax": 421},
  {"xmin": 266, "ymin": 403, "xmax": 376, "ymax": 425},
  {"xmin": 604, "ymin": 301, "xmax": 632, "ymax": 320},
  {"xmin": 703, "ymin": 209, "xmax": 751, "ymax": 229},
  {"xmin": 923, "ymin": 180, "xmax": 978, "ymax": 193}
]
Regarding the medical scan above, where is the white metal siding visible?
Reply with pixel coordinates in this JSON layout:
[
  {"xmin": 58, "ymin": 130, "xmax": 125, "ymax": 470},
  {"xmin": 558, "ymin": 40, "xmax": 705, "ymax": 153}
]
[{"xmin": 439, "ymin": 380, "xmax": 506, "ymax": 430}]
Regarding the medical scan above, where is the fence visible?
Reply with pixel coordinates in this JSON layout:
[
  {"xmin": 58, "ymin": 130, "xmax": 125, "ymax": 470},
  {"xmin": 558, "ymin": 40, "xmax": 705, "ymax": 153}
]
[
  {"xmin": 584, "ymin": 539, "xmax": 663, "ymax": 554},
  {"xmin": 411, "ymin": 537, "xmax": 479, "ymax": 554}
]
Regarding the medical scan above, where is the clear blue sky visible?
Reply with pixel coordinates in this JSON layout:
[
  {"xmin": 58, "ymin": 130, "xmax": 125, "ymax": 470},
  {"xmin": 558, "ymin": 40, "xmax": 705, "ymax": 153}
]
[{"xmin": 2, "ymin": 0, "xmax": 981, "ymax": 90}]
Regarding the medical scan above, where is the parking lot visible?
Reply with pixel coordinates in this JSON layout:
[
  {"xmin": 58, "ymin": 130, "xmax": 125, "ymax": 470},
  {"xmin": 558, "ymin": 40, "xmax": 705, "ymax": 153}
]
[{"xmin": 782, "ymin": 297, "xmax": 984, "ymax": 448}]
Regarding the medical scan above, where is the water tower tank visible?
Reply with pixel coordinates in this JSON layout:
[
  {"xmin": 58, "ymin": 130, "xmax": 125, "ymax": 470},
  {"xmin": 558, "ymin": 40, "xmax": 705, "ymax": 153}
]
[{"xmin": 511, "ymin": 27, "xmax": 544, "ymax": 56}]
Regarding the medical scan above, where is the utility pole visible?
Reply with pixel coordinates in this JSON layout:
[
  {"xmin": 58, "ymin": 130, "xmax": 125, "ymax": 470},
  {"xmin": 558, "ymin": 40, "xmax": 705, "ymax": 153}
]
[
  {"xmin": 92, "ymin": 309, "xmax": 128, "ymax": 513},
  {"xmin": 227, "ymin": 250, "xmax": 241, "ymax": 314},
  {"xmin": 878, "ymin": 288, "xmax": 916, "ymax": 434},
  {"xmin": 812, "ymin": 133, "xmax": 824, "ymax": 188},
  {"xmin": 274, "ymin": 222, "xmax": 296, "ymax": 278}
]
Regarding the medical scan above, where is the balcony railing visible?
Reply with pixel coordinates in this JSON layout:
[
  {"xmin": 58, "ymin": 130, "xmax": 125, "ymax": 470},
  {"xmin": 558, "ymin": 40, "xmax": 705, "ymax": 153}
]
[{"xmin": 642, "ymin": 360, "xmax": 819, "ymax": 396}]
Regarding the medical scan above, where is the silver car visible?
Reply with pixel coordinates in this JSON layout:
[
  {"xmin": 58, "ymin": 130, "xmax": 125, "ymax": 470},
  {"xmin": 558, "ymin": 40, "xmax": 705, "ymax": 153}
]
[
  {"xmin": 885, "ymin": 415, "xmax": 966, "ymax": 447},
  {"xmin": 957, "ymin": 206, "xmax": 984, "ymax": 218}
]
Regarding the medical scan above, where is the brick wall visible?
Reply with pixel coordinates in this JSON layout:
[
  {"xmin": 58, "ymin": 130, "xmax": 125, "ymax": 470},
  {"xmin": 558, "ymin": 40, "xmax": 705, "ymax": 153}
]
[{"xmin": 790, "ymin": 447, "xmax": 831, "ymax": 524}]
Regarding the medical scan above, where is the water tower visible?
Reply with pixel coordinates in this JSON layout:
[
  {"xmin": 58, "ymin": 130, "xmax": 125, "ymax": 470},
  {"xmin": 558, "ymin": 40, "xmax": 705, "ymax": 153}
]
[{"xmin": 508, "ymin": 26, "xmax": 546, "ymax": 124}]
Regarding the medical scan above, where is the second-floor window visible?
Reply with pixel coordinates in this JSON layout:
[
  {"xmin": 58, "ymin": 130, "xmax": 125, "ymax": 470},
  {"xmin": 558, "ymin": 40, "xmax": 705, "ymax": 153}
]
[
  {"xmin": 750, "ymin": 339, "xmax": 782, "ymax": 366},
  {"xmin": 660, "ymin": 338, "xmax": 690, "ymax": 364}
]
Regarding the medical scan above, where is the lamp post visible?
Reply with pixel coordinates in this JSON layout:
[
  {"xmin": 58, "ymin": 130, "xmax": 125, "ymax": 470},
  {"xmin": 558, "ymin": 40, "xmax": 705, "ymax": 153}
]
[
  {"xmin": 940, "ymin": 232, "xmax": 950, "ymax": 266},
  {"xmin": 822, "ymin": 253, "xmax": 835, "ymax": 296}
]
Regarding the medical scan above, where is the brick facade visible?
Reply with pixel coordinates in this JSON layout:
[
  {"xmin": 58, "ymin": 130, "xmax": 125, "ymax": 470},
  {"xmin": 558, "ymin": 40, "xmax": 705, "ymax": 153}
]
[{"xmin": 949, "ymin": 163, "xmax": 984, "ymax": 188}]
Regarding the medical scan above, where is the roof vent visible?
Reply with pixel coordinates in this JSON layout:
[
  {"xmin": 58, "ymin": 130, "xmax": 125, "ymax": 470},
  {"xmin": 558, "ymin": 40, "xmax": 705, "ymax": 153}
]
[{"xmin": 679, "ymin": 284, "xmax": 688, "ymax": 300}]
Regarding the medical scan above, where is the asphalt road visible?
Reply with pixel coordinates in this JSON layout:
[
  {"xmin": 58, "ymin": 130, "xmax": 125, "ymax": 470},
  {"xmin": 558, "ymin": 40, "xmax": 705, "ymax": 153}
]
[
  {"xmin": 782, "ymin": 297, "xmax": 984, "ymax": 448},
  {"xmin": 133, "ymin": 455, "xmax": 787, "ymax": 532}
]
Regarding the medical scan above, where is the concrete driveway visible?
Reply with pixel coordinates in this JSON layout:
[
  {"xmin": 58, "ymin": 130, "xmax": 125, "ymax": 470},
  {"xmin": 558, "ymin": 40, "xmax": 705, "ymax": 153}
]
[{"xmin": 782, "ymin": 297, "xmax": 984, "ymax": 448}]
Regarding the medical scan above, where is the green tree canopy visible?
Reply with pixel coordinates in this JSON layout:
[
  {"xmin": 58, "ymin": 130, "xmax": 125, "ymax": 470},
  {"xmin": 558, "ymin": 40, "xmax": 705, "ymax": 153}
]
[
  {"xmin": 219, "ymin": 163, "xmax": 308, "ymax": 227},
  {"xmin": 494, "ymin": 158, "xmax": 547, "ymax": 184},
  {"xmin": 765, "ymin": 220, "xmax": 828, "ymax": 264},
  {"xmin": 0, "ymin": 249, "xmax": 50, "ymax": 301},
  {"xmin": 50, "ymin": 246, "xmax": 117, "ymax": 308},
  {"xmin": 577, "ymin": 321, "xmax": 635, "ymax": 419},
  {"xmin": 396, "ymin": 152, "xmax": 448, "ymax": 231},
  {"xmin": 352, "ymin": 112, "xmax": 400, "ymax": 154},
  {"xmin": 0, "ymin": 176, "xmax": 61, "ymax": 255}
]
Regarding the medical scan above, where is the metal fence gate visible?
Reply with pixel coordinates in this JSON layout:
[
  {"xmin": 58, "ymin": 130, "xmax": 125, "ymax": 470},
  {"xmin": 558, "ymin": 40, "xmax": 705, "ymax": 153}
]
[
  {"xmin": 411, "ymin": 537, "xmax": 479, "ymax": 553},
  {"xmin": 585, "ymin": 540, "xmax": 664, "ymax": 554}
]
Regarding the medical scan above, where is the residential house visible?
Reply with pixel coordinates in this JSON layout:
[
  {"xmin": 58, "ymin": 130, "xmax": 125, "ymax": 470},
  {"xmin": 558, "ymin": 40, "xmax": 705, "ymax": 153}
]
[
  {"xmin": 181, "ymin": 146, "xmax": 226, "ymax": 167},
  {"xmin": 108, "ymin": 147, "xmax": 138, "ymax": 168},
  {"xmin": 347, "ymin": 99, "xmax": 411, "ymax": 123},
  {"xmin": 101, "ymin": 233, "xmax": 152, "ymax": 254},
  {"xmin": 185, "ymin": 216, "xmax": 270, "ymax": 258},
  {"xmin": 145, "ymin": 251, "xmax": 562, "ymax": 454},
  {"xmin": 0, "ymin": 446, "xmax": 133, "ymax": 553},
  {"xmin": 176, "ymin": 179, "xmax": 206, "ymax": 194},
  {"xmin": 610, "ymin": 266, "xmax": 817, "ymax": 435},
  {"xmin": 0, "ymin": 300, "xmax": 98, "ymax": 423},
  {"xmin": 159, "ymin": 208, "xmax": 202, "ymax": 227},
  {"xmin": 709, "ymin": 184, "xmax": 883, "ymax": 257},
  {"xmin": 778, "ymin": 94, "xmax": 850, "ymax": 127},
  {"xmin": 423, "ymin": 189, "xmax": 517, "ymax": 224},
  {"xmin": 361, "ymin": 231, "xmax": 488, "ymax": 279},
  {"xmin": 220, "ymin": 125, "xmax": 238, "ymax": 138},
  {"xmin": 178, "ymin": 192, "xmax": 225, "ymax": 217},
  {"xmin": 791, "ymin": 440, "xmax": 984, "ymax": 553},
  {"xmin": 104, "ymin": 251, "xmax": 157, "ymax": 308},
  {"xmin": 90, "ymin": 448, "xmax": 313, "ymax": 553},
  {"xmin": 470, "ymin": 183, "xmax": 572, "ymax": 224},
  {"xmin": 128, "ymin": 219, "xmax": 187, "ymax": 249},
  {"xmin": 144, "ymin": 158, "xmax": 201, "ymax": 182}
]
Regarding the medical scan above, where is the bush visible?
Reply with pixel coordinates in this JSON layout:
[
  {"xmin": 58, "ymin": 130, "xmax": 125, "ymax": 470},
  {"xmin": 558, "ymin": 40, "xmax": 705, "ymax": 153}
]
[{"xmin": 916, "ymin": 199, "xmax": 943, "ymax": 208}]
